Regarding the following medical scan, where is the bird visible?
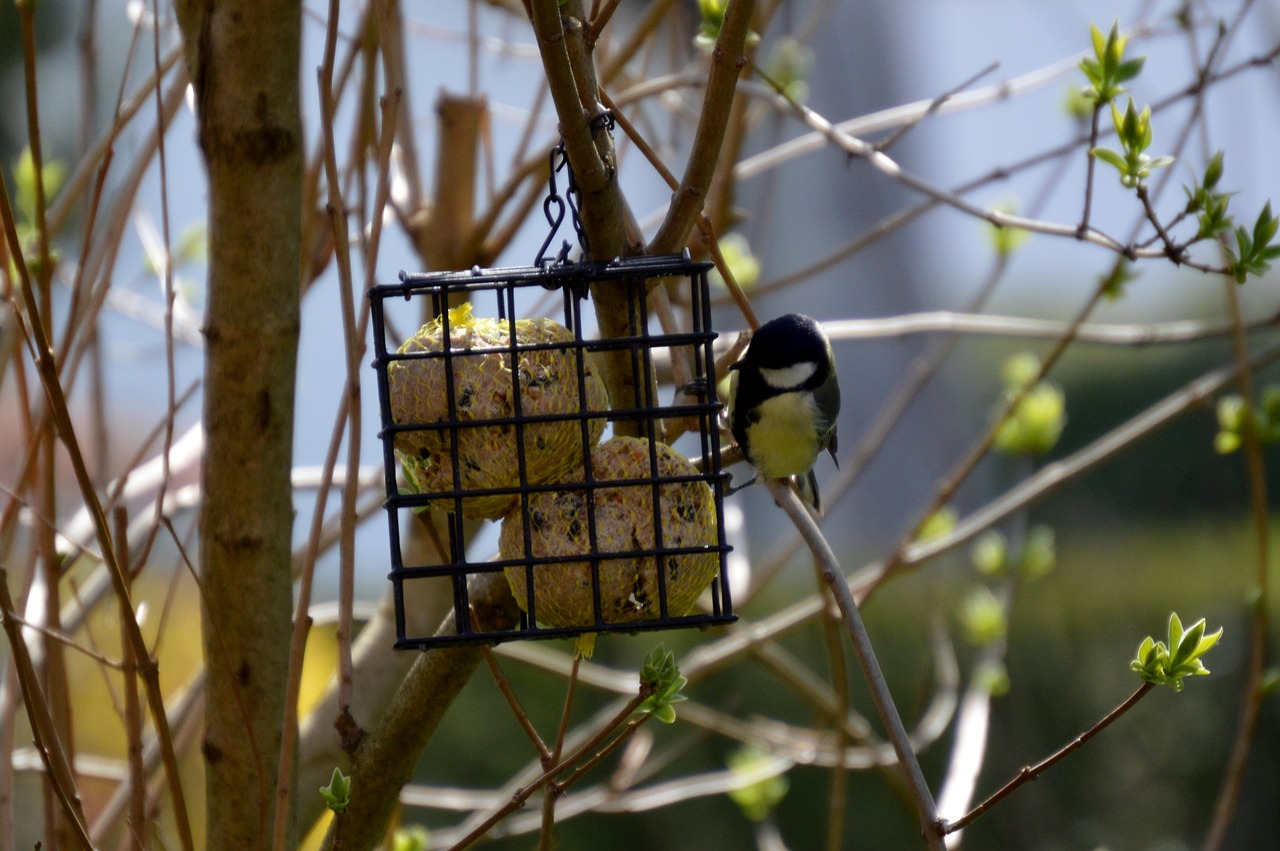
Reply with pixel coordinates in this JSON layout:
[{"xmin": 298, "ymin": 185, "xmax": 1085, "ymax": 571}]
[{"xmin": 727, "ymin": 313, "xmax": 841, "ymax": 512}]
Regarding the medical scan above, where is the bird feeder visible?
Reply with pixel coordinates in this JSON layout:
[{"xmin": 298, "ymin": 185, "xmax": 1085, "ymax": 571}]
[{"xmin": 369, "ymin": 252, "xmax": 735, "ymax": 649}]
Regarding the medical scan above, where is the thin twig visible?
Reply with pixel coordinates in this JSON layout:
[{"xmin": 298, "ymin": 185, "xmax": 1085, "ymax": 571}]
[
  {"xmin": 552, "ymin": 653, "xmax": 582, "ymax": 764},
  {"xmin": 415, "ymin": 744, "xmax": 794, "ymax": 843},
  {"xmin": 1079, "ymin": 102, "xmax": 1102, "ymax": 237},
  {"xmin": 820, "ymin": 310, "xmax": 1279, "ymax": 345},
  {"xmin": 935, "ymin": 465, "xmax": 1030, "ymax": 842},
  {"xmin": 4, "ymin": 616, "xmax": 123, "ymax": 671},
  {"xmin": 272, "ymin": 2, "xmax": 358, "ymax": 843},
  {"xmin": 0, "ymin": 661, "xmax": 22, "ymax": 850},
  {"xmin": 944, "ymin": 683, "xmax": 1154, "ymax": 833},
  {"xmin": 1202, "ymin": 7, "xmax": 1273, "ymax": 832},
  {"xmin": 1201, "ymin": 270, "xmax": 1271, "ymax": 849},
  {"xmin": 598, "ymin": 0, "xmax": 678, "ymax": 86},
  {"xmin": 2, "ymin": 49, "xmax": 195, "ymax": 851},
  {"xmin": 599, "ymin": 85, "xmax": 761, "ymax": 329},
  {"xmin": 1136, "ymin": 184, "xmax": 1186, "ymax": 262},
  {"xmin": 649, "ymin": 0, "xmax": 758, "ymax": 254},
  {"xmin": 128, "ymin": 0, "xmax": 181, "ymax": 580},
  {"xmin": 756, "ymin": 70, "xmax": 1215, "ymax": 264},
  {"xmin": 482, "ymin": 648, "xmax": 552, "ymax": 761},
  {"xmin": 547, "ymin": 713, "xmax": 651, "ymax": 794},
  {"xmin": 699, "ymin": 217, "xmax": 761, "ymax": 330},
  {"xmin": 728, "ymin": 42, "xmax": 1279, "ymax": 302},
  {"xmin": 876, "ymin": 339, "xmax": 1280, "ymax": 585},
  {"xmin": 446, "ymin": 692, "xmax": 650, "ymax": 850},
  {"xmin": 766, "ymin": 479, "xmax": 945, "ymax": 850},
  {"xmin": 732, "ymin": 21, "xmax": 1271, "ymax": 182},
  {"xmin": 538, "ymin": 653, "xmax": 582, "ymax": 849},
  {"xmin": 0, "ymin": 568, "xmax": 91, "ymax": 849},
  {"xmin": 660, "ymin": 338, "xmax": 1280, "ymax": 727},
  {"xmin": 47, "ymin": 45, "xmax": 184, "ymax": 236},
  {"xmin": 586, "ymin": 0, "xmax": 623, "ymax": 45},
  {"xmin": 116, "ymin": 508, "xmax": 148, "ymax": 851},
  {"xmin": 812, "ymin": 557, "xmax": 850, "ymax": 851},
  {"xmin": 871, "ymin": 61, "xmax": 1001, "ymax": 152},
  {"xmin": 18, "ymin": 5, "xmax": 74, "ymax": 842}
]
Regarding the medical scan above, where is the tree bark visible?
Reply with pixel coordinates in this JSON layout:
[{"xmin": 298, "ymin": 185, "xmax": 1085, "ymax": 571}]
[
  {"xmin": 173, "ymin": 1, "xmax": 303, "ymax": 848},
  {"xmin": 321, "ymin": 572, "xmax": 520, "ymax": 850}
]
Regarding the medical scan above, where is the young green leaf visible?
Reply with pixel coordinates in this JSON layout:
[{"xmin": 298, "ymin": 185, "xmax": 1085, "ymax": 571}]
[
  {"xmin": 1225, "ymin": 203, "xmax": 1280, "ymax": 283},
  {"xmin": 915, "ymin": 505, "xmax": 958, "ymax": 543},
  {"xmin": 994, "ymin": 353, "xmax": 1066, "ymax": 457},
  {"xmin": 694, "ymin": 0, "xmax": 758, "ymax": 50},
  {"xmin": 971, "ymin": 530, "xmax": 1008, "ymax": 577},
  {"xmin": 13, "ymin": 147, "xmax": 67, "ymax": 226},
  {"xmin": 1091, "ymin": 147, "xmax": 1128, "ymax": 172},
  {"xmin": 1130, "ymin": 613, "xmax": 1222, "ymax": 691},
  {"xmin": 765, "ymin": 37, "xmax": 815, "ymax": 103},
  {"xmin": 638, "ymin": 645, "xmax": 688, "ymax": 724},
  {"xmin": 1092, "ymin": 98, "xmax": 1174, "ymax": 188},
  {"xmin": 1019, "ymin": 525, "xmax": 1057, "ymax": 581},
  {"xmin": 1079, "ymin": 21, "xmax": 1145, "ymax": 104},
  {"xmin": 1203, "ymin": 150, "xmax": 1224, "ymax": 190},
  {"xmin": 1000, "ymin": 352, "xmax": 1042, "ymax": 392},
  {"xmin": 986, "ymin": 200, "xmax": 1031, "ymax": 257},
  {"xmin": 709, "ymin": 233, "xmax": 761, "ymax": 290},
  {"xmin": 319, "ymin": 766, "xmax": 352, "ymax": 813},
  {"xmin": 974, "ymin": 659, "xmax": 1011, "ymax": 697},
  {"xmin": 392, "ymin": 826, "xmax": 430, "ymax": 851},
  {"xmin": 1260, "ymin": 668, "xmax": 1280, "ymax": 697},
  {"xmin": 959, "ymin": 586, "xmax": 1007, "ymax": 647},
  {"xmin": 994, "ymin": 382, "xmax": 1066, "ymax": 457},
  {"xmin": 726, "ymin": 747, "xmax": 790, "ymax": 821}
]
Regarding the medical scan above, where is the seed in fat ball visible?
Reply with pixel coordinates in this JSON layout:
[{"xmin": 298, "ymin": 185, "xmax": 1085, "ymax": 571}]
[
  {"xmin": 389, "ymin": 303, "xmax": 608, "ymax": 520},
  {"xmin": 500, "ymin": 436, "xmax": 719, "ymax": 629}
]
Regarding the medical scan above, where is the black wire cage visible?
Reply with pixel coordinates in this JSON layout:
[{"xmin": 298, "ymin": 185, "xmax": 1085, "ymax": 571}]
[{"xmin": 369, "ymin": 252, "xmax": 736, "ymax": 649}]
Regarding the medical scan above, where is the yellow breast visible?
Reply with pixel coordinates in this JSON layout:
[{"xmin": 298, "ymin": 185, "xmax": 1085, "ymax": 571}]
[{"xmin": 744, "ymin": 393, "xmax": 821, "ymax": 478}]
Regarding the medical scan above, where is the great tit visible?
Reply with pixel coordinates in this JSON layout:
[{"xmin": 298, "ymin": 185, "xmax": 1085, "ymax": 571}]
[{"xmin": 727, "ymin": 313, "xmax": 841, "ymax": 512}]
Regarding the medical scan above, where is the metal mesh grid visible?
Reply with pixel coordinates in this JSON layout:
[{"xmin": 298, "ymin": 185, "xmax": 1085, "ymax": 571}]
[{"xmin": 369, "ymin": 253, "xmax": 735, "ymax": 649}]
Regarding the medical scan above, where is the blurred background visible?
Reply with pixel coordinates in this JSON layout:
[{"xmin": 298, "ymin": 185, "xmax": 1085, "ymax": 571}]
[{"xmin": 2, "ymin": 0, "xmax": 1278, "ymax": 848}]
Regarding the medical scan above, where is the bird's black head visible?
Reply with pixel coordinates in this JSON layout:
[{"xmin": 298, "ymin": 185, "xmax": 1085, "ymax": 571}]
[{"xmin": 741, "ymin": 313, "xmax": 832, "ymax": 373}]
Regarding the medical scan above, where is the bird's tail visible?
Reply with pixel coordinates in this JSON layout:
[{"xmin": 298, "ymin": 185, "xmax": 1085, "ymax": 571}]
[{"xmin": 795, "ymin": 470, "xmax": 822, "ymax": 516}]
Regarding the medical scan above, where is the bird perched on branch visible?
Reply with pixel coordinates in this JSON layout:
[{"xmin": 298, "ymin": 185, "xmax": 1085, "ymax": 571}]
[{"xmin": 728, "ymin": 313, "xmax": 841, "ymax": 512}]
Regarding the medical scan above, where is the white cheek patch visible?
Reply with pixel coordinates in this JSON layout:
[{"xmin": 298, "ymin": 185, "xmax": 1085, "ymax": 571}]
[{"xmin": 759, "ymin": 361, "xmax": 817, "ymax": 390}]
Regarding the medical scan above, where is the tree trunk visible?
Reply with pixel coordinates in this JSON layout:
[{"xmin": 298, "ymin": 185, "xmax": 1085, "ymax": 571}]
[{"xmin": 172, "ymin": 2, "xmax": 303, "ymax": 848}]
